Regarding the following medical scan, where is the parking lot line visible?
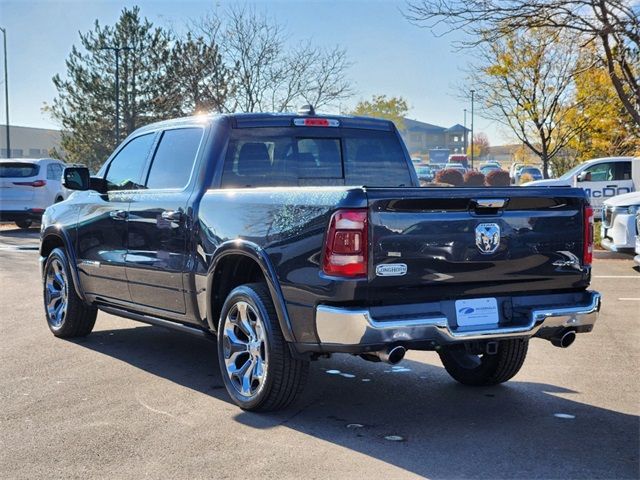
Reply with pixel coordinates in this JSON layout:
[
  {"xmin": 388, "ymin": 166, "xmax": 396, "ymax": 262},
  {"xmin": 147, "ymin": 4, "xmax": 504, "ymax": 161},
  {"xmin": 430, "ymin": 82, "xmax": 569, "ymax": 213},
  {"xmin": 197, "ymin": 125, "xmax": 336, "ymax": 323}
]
[{"xmin": 618, "ymin": 298, "xmax": 640, "ymax": 301}]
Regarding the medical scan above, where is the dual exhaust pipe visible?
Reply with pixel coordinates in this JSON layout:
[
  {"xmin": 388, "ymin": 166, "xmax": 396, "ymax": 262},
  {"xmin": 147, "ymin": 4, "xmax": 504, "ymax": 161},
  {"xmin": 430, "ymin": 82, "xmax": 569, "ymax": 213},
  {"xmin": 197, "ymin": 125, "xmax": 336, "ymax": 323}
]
[{"xmin": 359, "ymin": 331, "xmax": 575, "ymax": 365}]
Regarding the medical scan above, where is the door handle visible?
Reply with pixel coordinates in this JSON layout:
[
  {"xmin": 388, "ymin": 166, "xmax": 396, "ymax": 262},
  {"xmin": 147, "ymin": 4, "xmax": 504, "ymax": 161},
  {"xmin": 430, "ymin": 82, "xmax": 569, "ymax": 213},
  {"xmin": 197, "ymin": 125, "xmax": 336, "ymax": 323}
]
[
  {"xmin": 161, "ymin": 210, "xmax": 183, "ymax": 222},
  {"xmin": 110, "ymin": 210, "xmax": 128, "ymax": 220}
]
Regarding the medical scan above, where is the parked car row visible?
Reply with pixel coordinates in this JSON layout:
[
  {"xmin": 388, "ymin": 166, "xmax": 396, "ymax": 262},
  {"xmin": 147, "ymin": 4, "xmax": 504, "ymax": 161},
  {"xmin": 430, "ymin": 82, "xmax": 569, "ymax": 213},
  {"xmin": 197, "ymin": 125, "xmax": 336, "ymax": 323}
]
[{"xmin": 0, "ymin": 158, "xmax": 69, "ymax": 228}]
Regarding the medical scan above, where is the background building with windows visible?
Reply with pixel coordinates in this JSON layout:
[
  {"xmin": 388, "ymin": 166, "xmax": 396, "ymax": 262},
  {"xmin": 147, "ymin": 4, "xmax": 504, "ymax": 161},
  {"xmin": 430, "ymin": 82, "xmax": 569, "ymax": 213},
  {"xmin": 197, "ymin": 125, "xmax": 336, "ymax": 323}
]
[
  {"xmin": 400, "ymin": 118, "xmax": 470, "ymax": 157},
  {"xmin": 0, "ymin": 125, "xmax": 62, "ymax": 158}
]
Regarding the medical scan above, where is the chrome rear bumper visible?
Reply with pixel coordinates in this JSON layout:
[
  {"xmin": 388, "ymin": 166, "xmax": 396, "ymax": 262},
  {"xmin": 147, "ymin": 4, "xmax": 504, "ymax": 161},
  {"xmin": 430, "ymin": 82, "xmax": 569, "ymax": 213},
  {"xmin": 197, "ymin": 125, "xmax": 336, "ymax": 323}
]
[{"xmin": 315, "ymin": 291, "xmax": 601, "ymax": 346}]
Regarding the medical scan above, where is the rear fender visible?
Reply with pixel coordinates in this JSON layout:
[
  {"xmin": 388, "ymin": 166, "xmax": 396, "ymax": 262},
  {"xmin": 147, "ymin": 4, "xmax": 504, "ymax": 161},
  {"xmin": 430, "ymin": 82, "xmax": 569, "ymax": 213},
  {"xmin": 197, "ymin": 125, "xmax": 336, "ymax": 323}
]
[{"xmin": 206, "ymin": 240, "xmax": 295, "ymax": 342}]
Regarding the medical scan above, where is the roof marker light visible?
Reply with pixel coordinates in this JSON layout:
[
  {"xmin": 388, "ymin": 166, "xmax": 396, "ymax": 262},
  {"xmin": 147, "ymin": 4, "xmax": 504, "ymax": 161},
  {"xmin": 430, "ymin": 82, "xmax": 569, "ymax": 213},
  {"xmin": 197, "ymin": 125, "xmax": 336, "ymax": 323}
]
[{"xmin": 293, "ymin": 118, "xmax": 340, "ymax": 127}]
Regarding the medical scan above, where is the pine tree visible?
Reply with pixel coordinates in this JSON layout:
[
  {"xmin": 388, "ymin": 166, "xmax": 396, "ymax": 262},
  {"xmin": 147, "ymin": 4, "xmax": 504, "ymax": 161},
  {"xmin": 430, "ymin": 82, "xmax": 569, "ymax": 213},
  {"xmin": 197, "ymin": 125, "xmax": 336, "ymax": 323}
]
[{"xmin": 49, "ymin": 7, "xmax": 171, "ymax": 171}]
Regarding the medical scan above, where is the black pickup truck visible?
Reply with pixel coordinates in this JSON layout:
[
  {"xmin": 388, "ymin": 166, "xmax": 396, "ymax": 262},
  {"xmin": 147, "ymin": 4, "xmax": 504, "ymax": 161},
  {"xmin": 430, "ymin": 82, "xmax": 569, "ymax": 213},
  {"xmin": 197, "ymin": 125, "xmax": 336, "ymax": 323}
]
[{"xmin": 40, "ymin": 111, "xmax": 601, "ymax": 411}]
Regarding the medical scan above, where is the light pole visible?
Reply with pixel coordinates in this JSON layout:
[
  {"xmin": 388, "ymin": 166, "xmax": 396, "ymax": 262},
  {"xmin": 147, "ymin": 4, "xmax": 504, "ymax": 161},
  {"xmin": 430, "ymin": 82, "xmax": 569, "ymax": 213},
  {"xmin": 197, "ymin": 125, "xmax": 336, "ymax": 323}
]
[
  {"xmin": 463, "ymin": 108, "xmax": 467, "ymax": 154},
  {"xmin": 100, "ymin": 45, "xmax": 132, "ymax": 143},
  {"xmin": 0, "ymin": 27, "xmax": 10, "ymax": 158},
  {"xmin": 470, "ymin": 89, "xmax": 475, "ymax": 169}
]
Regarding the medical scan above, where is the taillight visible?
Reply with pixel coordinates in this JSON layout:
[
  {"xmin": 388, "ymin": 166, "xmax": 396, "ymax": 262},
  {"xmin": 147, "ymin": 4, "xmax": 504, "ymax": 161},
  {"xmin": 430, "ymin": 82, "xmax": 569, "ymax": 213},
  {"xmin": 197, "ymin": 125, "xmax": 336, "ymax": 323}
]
[
  {"xmin": 583, "ymin": 205, "xmax": 594, "ymax": 266},
  {"xmin": 323, "ymin": 209, "xmax": 368, "ymax": 277},
  {"xmin": 13, "ymin": 179, "xmax": 46, "ymax": 187}
]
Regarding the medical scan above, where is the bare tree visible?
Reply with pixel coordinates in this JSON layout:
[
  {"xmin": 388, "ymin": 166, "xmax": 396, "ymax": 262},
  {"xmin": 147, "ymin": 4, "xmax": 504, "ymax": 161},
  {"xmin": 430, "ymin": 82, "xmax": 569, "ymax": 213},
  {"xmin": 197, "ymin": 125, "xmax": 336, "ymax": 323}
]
[
  {"xmin": 154, "ymin": 33, "xmax": 234, "ymax": 116},
  {"xmin": 469, "ymin": 28, "xmax": 591, "ymax": 177},
  {"xmin": 300, "ymin": 45, "xmax": 353, "ymax": 110},
  {"xmin": 405, "ymin": 0, "xmax": 640, "ymax": 125},
  {"xmin": 199, "ymin": 6, "xmax": 353, "ymax": 112}
]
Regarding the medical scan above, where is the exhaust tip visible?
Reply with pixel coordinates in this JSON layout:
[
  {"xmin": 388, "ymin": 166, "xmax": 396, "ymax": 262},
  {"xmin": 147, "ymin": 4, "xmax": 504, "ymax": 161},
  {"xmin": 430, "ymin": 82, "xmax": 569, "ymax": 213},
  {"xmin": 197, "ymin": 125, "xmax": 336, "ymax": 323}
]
[
  {"xmin": 387, "ymin": 346, "xmax": 406, "ymax": 365},
  {"xmin": 560, "ymin": 330, "xmax": 576, "ymax": 348},
  {"xmin": 551, "ymin": 330, "xmax": 576, "ymax": 348},
  {"xmin": 361, "ymin": 346, "xmax": 407, "ymax": 364}
]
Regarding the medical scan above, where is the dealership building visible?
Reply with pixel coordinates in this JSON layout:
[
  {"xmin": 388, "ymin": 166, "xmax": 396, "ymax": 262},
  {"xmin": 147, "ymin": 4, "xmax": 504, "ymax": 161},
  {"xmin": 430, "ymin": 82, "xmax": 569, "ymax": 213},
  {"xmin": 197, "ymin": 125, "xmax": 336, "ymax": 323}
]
[
  {"xmin": 0, "ymin": 125, "xmax": 62, "ymax": 159},
  {"xmin": 400, "ymin": 118, "xmax": 470, "ymax": 156}
]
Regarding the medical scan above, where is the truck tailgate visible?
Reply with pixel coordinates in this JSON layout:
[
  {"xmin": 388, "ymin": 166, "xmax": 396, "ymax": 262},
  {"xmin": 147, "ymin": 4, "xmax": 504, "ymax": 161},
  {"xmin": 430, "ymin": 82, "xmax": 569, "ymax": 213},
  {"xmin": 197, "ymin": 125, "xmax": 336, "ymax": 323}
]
[{"xmin": 367, "ymin": 187, "xmax": 589, "ymax": 304}]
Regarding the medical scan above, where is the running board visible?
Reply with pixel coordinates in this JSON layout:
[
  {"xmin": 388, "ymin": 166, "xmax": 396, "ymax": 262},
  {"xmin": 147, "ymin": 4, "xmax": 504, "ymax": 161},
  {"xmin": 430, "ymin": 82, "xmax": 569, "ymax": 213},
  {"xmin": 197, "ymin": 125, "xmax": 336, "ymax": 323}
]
[{"xmin": 97, "ymin": 305, "xmax": 214, "ymax": 341}]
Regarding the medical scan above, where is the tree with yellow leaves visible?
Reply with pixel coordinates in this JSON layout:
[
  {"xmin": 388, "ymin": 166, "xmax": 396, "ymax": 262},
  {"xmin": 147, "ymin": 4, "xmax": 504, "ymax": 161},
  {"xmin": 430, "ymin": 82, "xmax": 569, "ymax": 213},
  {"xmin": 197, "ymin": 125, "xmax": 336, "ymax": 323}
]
[
  {"xmin": 568, "ymin": 48, "xmax": 640, "ymax": 161},
  {"xmin": 351, "ymin": 95, "xmax": 409, "ymax": 130},
  {"xmin": 467, "ymin": 28, "xmax": 591, "ymax": 178}
]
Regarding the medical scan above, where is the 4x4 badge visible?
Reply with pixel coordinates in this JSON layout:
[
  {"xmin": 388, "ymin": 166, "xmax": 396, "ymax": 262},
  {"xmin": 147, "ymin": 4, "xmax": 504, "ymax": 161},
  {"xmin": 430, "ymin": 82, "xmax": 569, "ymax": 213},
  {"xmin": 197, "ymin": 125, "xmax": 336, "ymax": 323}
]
[{"xmin": 475, "ymin": 223, "xmax": 500, "ymax": 254}]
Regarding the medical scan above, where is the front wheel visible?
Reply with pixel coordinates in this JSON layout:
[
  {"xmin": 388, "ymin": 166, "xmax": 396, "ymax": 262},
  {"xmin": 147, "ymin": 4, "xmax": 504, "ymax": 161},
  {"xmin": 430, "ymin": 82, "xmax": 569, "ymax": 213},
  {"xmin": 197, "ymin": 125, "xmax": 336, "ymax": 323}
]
[
  {"xmin": 438, "ymin": 338, "xmax": 528, "ymax": 386},
  {"xmin": 43, "ymin": 248, "xmax": 97, "ymax": 337},
  {"xmin": 217, "ymin": 283, "xmax": 308, "ymax": 411}
]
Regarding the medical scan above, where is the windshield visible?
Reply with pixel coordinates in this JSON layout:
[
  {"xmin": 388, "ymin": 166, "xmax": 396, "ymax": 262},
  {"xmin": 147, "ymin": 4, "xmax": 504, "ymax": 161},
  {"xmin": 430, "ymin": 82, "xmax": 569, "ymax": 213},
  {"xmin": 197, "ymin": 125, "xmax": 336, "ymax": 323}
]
[{"xmin": 559, "ymin": 163, "xmax": 584, "ymax": 180}]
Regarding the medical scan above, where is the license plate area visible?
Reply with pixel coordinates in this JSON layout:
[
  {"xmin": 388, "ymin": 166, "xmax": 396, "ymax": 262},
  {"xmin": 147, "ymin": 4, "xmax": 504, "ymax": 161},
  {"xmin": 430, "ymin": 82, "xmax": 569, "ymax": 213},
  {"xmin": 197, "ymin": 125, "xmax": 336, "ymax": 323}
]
[{"xmin": 455, "ymin": 297, "xmax": 499, "ymax": 327}]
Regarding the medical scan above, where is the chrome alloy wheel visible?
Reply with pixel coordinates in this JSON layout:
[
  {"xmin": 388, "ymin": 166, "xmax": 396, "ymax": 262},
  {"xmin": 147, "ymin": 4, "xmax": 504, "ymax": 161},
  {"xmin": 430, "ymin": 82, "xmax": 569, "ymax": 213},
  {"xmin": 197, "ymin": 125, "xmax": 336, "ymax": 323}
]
[
  {"xmin": 45, "ymin": 258, "xmax": 68, "ymax": 328},
  {"xmin": 222, "ymin": 301, "xmax": 268, "ymax": 398}
]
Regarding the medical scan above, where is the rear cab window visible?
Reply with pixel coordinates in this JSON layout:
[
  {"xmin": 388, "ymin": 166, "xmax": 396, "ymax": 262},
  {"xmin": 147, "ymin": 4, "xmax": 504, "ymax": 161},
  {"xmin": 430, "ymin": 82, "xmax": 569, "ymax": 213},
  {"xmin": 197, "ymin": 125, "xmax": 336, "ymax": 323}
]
[
  {"xmin": 220, "ymin": 127, "xmax": 413, "ymax": 188},
  {"xmin": 0, "ymin": 163, "xmax": 39, "ymax": 178}
]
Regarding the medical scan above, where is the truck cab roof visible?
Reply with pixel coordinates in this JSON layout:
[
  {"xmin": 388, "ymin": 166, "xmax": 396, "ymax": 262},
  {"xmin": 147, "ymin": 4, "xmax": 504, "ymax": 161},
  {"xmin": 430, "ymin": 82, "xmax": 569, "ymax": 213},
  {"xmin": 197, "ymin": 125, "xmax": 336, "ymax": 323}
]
[{"xmin": 132, "ymin": 112, "xmax": 396, "ymax": 136}]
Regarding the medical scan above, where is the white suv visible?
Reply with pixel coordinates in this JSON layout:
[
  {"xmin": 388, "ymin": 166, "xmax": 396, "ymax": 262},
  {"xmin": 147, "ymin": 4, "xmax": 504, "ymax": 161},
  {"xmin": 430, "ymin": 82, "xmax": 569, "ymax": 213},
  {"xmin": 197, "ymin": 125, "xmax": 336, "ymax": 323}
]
[
  {"xmin": 0, "ymin": 158, "xmax": 68, "ymax": 229},
  {"xmin": 600, "ymin": 191, "xmax": 640, "ymax": 253}
]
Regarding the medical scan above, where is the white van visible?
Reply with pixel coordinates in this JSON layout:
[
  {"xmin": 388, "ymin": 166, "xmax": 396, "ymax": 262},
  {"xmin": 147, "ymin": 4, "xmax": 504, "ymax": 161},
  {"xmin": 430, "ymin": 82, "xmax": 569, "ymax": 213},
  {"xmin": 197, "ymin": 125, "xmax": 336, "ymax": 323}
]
[{"xmin": 524, "ymin": 156, "xmax": 639, "ymax": 215}]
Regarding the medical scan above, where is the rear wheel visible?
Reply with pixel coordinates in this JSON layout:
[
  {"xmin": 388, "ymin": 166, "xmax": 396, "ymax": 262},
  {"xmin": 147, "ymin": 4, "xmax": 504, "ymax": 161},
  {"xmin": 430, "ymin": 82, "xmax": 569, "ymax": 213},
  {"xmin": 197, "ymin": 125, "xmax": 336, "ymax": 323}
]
[
  {"xmin": 217, "ymin": 283, "xmax": 308, "ymax": 411},
  {"xmin": 15, "ymin": 219, "xmax": 32, "ymax": 229},
  {"xmin": 43, "ymin": 248, "xmax": 97, "ymax": 337},
  {"xmin": 438, "ymin": 339, "xmax": 528, "ymax": 386}
]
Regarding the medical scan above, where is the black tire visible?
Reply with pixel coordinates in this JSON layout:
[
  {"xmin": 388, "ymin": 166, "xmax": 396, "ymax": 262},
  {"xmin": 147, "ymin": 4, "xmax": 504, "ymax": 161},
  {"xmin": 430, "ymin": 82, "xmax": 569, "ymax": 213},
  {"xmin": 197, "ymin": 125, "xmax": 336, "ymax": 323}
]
[
  {"xmin": 217, "ymin": 283, "xmax": 309, "ymax": 411},
  {"xmin": 54, "ymin": 196, "xmax": 64, "ymax": 203},
  {"xmin": 15, "ymin": 219, "xmax": 32, "ymax": 229},
  {"xmin": 438, "ymin": 338, "xmax": 528, "ymax": 386},
  {"xmin": 43, "ymin": 248, "xmax": 97, "ymax": 338}
]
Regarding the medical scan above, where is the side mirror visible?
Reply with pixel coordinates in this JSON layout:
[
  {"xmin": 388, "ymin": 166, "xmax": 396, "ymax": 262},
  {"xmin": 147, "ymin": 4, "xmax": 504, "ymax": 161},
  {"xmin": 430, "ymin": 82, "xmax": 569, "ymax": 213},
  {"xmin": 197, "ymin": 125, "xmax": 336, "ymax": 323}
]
[
  {"xmin": 63, "ymin": 166, "xmax": 90, "ymax": 191},
  {"xmin": 576, "ymin": 171, "xmax": 590, "ymax": 182}
]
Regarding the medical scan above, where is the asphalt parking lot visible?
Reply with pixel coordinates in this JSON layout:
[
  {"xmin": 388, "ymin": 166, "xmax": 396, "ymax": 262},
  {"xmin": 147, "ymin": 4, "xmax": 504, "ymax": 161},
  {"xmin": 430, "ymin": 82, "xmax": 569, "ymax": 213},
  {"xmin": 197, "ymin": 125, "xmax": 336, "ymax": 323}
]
[{"xmin": 1, "ymin": 225, "xmax": 638, "ymax": 479}]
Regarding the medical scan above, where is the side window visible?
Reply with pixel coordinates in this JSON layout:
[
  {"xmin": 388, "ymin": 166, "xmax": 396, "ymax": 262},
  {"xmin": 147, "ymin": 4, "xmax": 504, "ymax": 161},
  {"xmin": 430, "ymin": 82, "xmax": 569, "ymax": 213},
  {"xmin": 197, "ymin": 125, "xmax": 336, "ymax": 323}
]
[
  {"xmin": 616, "ymin": 161, "xmax": 632, "ymax": 181},
  {"xmin": 105, "ymin": 134, "xmax": 155, "ymax": 190},
  {"xmin": 46, "ymin": 164, "xmax": 58, "ymax": 180},
  {"xmin": 585, "ymin": 162, "xmax": 616, "ymax": 182},
  {"xmin": 145, "ymin": 128, "xmax": 203, "ymax": 189}
]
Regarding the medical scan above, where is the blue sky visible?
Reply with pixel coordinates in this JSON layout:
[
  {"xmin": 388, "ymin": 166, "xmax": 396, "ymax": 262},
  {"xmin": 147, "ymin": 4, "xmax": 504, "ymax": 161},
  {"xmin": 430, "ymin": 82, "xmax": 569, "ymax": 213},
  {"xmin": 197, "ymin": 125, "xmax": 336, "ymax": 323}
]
[{"xmin": 0, "ymin": 0, "xmax": 506, "ymax": 143}]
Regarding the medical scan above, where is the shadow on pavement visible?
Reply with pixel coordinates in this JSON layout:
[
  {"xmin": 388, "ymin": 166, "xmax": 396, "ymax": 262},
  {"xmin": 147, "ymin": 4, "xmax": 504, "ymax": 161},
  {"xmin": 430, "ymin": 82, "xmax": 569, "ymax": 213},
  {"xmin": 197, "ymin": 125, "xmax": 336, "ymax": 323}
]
[
  {"xmin": 73, "ymin": 324, "xmax": 639, "ymax": 479},
  {"xmin": 0, "ymin": 225, "xmax": 41, "ymax": 248},
  {"xmin": 0, "ymin": 224, "xmax": 40, "ymax": 234}
]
